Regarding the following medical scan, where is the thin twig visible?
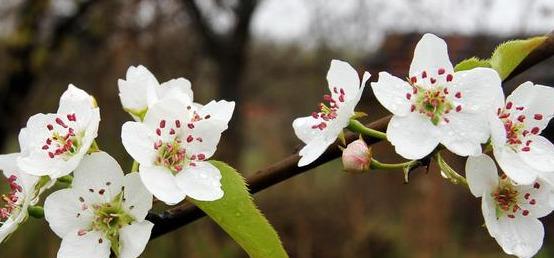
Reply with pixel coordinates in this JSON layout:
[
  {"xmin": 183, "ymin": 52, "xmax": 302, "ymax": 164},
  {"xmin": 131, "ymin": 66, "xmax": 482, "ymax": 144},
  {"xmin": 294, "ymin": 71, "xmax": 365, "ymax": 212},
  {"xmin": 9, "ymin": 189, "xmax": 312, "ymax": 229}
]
[{"xmin": 148, "ymin": 31, "xmax": 554, "ymax": 239}]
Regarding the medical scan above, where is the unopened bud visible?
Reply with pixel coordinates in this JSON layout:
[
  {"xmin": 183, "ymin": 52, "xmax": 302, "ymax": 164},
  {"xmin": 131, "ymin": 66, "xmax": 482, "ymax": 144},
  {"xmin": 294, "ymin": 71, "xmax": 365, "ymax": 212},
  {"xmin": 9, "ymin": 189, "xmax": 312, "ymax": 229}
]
[{"xmin": 342, "ymin": 138, "xmax": 371, "ymax": 173}]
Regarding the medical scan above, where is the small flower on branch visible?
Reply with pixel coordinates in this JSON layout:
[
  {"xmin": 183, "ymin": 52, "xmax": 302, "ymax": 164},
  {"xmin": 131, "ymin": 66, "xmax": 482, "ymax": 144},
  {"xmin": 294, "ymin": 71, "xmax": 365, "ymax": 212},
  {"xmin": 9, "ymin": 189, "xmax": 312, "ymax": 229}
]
[
  {"xmin": 44, "ymin": 152, "xmax": 153, "ymax": 258},
  {"xmin": 293, "ymin": 60, "xmax": 371, "ymax": 167}
]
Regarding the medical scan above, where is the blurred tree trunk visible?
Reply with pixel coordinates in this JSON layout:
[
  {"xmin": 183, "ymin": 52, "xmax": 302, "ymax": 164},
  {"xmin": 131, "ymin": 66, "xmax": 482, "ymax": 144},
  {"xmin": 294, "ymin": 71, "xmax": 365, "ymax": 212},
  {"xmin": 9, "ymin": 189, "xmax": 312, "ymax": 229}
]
[
  {"xmin": 0, "ymin": 0, "xmax": 99, "ymax": 150},
  {"xmin": 181, "ymin": 0, "xmax": 258, "ymax": 169}
]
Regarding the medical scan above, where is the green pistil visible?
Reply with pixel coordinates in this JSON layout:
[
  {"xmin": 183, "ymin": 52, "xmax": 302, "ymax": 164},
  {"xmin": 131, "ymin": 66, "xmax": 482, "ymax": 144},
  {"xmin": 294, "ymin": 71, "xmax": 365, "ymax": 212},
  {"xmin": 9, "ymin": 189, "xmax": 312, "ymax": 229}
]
[
  {"xmin": 414, "ymin": 86, "xmax": 453, "ymax": 125},
  {"xmin": 492, "ymin": 180, "xmax": 519, "ymax": 219},
  {"xmin": 91, "ymin": 193, "xmax": 135, "ymax": 257},
  {"xmin": 155, "ymin": 139, "xmax": 186, "ymax": 173}
]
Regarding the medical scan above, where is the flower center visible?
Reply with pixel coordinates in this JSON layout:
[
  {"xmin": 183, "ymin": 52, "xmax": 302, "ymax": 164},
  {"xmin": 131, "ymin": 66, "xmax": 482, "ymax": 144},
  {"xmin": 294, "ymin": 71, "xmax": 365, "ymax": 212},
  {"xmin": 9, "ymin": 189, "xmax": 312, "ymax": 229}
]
[
  {"xmin": 497, "ymin": 102, "xmax": 544, "ymax": 152},
  {"xmin": 492, "ymin": 176, "xmax": 540, "ymax": 219},
  {"xmin": 310, "ymin": 87, "xmax": 346, "ymax": 130},
  {"xmin": 153, "ymin": 119, "xmax": 206, "ymax": 173},
  {"xmin": 408, "ymin": 68, "xmax": 461, "ymax": 125},
  {"xmin": 43, "ymin": 113, "xmax": 83, "ymax": 160},
  {"xmin": 0, "ymin": 175, "xmax": 22, "ymax": 223},
  {"xmin": 90, "ymin": 200, "xmax": 134, "ymax": 239}
]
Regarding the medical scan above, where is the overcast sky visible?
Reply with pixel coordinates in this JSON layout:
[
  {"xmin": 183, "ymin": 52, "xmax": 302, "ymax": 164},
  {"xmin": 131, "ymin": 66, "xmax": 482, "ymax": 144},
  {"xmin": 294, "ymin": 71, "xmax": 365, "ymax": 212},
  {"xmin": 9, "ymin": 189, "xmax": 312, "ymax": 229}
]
[{"xmin": 251, "ymin": 0, "xmax": 554, "ymax": 50}]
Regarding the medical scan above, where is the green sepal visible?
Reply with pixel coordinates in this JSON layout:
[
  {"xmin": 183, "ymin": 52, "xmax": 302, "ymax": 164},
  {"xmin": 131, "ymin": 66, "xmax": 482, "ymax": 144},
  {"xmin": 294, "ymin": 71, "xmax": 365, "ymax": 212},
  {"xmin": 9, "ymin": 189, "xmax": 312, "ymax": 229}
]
[
  {"xmin": 435, "ymin": 152, "xmax": 468, "ymax": 187},
  {"xmin": 28, "ymin": 206, "xmax": 44, "ymax": 219},
  {"xmin": 351, "ymin": 111, "xmax": 367, "ymax": 120},
  {"xmin": 190, "ymin": 161, "xmax": 289, "ymax": 258},
  {"xmin": 123, "ymin": 107, "xmax": 148, "ymax": 122},
  {"xmin": 454, "ymin": 57, "xmax": 491, "ymax": 72}
]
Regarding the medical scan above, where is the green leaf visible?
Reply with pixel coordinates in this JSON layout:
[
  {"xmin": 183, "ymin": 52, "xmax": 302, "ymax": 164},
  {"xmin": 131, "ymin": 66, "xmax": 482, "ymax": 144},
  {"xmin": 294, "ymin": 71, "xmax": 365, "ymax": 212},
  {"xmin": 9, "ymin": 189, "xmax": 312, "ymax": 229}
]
[
  {"xmin": 190, "ymin": 161, "xmax": 289, "ymax": 258},
  {"xmin": 454, "ymin": 57, "xmax": 490, "ymax": 72},
  {"xmin": 489, "ymin": 36, "xmax": 547, "ymax": 80}
]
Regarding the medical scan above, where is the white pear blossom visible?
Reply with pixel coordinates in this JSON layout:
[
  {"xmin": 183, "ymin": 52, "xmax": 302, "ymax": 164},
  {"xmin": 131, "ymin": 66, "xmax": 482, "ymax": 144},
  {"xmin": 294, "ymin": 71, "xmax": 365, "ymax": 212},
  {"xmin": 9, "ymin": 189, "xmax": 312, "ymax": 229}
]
[
  {"xmin": 293, "ymin": 60, "xmax": 371, "ymax": 167},
  {"xmin": 118, "ymin": 65, "xmax": 194, "ymax": 121},
  {"xmin": 0, "ymin": 153, "xmax": 52, "ymax": 243},
  {"xmin": 44, "ymin": 152, "xmax": 153, "ymax": 258},
  {"xmin": 489, "ymin": 82, "xmax": 554, "ymax": 185},
  {"xmin": 371, "ymin": 33, "xmax": 502, "ymax": 160},
  {"xmin": 466, "ymin": 154, "xmax": 554, "ymax": 258},
  {"xmin": 17, "ymin": 85, "xmax": 100, "ymax": 179},
  {"xmin": 121, "ymin": 96, "xmax": 235, "ymax": 205}
]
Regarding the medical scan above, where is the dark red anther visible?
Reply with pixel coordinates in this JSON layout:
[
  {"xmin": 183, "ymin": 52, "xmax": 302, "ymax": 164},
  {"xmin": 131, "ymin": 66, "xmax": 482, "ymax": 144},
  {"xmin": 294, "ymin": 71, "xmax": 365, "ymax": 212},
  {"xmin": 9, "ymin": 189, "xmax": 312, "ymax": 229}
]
[
  {"xmin": 534, "ymin": 114, "xmax": 543, "ymax": 120},
  {"xmin": 156, "ymin": 128, "xmax": 161, "ymax": 136},
  {"xmin": 47, "ymin": 124, "xmax": 54, "ymax": 131},
  {"xmin": 446, "ymin": 74, "xmax": 453, "ymax": 82},
  {"xmin": 506, "ymin": 102, "xmax": 513, "ymax": 109},
  {"xmin": 438, "ymin": 68, "xmax": 445, "ymax": 75},
  {"xmin": 531, "ymin": 127, "xmax": 540, "ymax": 134},
  {"xmin": 186, "ymin": 135, "xmax": 193, "ymax": 143},
  {"xmin": 422, "ymin": 71, "xmax": 427, "ymax": 78},
  {"xmin": 175, "ymin": 120, "xmax": 181, "ymax": 128},
  {"xmin": 455, "ymin": 92, "xmax": 462, "ymax": 98},
  {"xmin": 159, "ymin": 120, "xmax": 166, "ymax": 128}
]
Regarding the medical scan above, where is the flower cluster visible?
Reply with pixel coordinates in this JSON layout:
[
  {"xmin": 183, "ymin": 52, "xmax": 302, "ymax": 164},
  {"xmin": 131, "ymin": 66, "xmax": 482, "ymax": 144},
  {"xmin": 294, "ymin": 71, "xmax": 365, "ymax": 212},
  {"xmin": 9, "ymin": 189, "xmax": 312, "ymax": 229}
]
[
  {"xmin": 293, "ymin": 33, "xmax": 554, "ymax": 257},
  {"xmin": 0, "ymin": 66, "xmax": 234, "ymax": 258}
]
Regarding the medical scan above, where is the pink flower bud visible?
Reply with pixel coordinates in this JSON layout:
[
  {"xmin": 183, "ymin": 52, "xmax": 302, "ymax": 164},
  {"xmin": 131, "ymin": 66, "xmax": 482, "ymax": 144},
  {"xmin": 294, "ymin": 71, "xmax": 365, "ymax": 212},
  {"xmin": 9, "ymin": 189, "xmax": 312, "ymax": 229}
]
[{"xmin": 342, "ymin": 138, "xmax": 371, "ymax": 173}]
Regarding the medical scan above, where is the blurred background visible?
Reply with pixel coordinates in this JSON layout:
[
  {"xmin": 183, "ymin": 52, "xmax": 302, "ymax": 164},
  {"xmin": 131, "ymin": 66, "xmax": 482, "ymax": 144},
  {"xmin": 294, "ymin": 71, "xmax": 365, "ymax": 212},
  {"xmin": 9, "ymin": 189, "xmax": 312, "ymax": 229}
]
[{"xmin": 1, "ymin": 0, "xmax": 554, "ymax": 257}]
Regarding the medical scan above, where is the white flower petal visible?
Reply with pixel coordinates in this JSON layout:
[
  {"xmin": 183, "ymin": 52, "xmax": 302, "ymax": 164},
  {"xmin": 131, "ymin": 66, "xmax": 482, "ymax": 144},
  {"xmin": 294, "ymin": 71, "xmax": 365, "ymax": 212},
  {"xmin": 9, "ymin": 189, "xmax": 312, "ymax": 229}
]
[
  {"xmin": 326, "ymin": 59, "xmax": 361, "ymax": 102},
  {"xmin": 72, "ymin": 152, "xmax": 125, "ymax": 203},
  {"xmin": 185, "ymin": 118, "xmax": 225, "ymax": 159},
  {"xmin": 118, "ymin": 65, "xmax": 159, "ymax": 111},
  {"xmin": 298, "ymin": 137, "xmax": 336, "ymax": 167},
  {"xmin": 517, "ymin": 179, "xmax": 554, "ymax": 219},
  {"xmin": 0, "ymin": 153, "xmax": 38, "ymax": 192},
  {"xmin": 176, "ymin": 161, "xmax": 223, "ymax": 201},
  {"xmin": 371, "ymin": 72, "xmax": 413, "ymax": 116},
  {"xmin": 44, "ymin": 189, "xmax": 94, "ymax": 238},
  {"xmin": 121, "ymin": 121, "xmax": 157, "ymax": 165},
  {"xmin": 508, "ymin": 82, "xmax": 554, "ymax": 131},
  {"xmin": 292, "ymin": 116, "xmax": 323, "ymax": 144},
  {"xmin": 494, "ymin": 147, "xmax": 539, "ymax": 185},
  {"xmin": 196, "ymin": 100, "xmax": 235, "ymax": 127},
  {"xmin": 139, "ymin": 166, "xmax": 184, "ymax": 205},
  {"xmin": 122, "ymin": 173, "xmax": 153, "ymax": 220},
  {"xmin": 58, "ymin": 229, "xmax": 111, "ymax": 258},
  {"xmin": 0, "ymin": 215, "xmax": 21, "ymax": 243},
  {"xmin": 482, "ymin": 192, "xmax": 500, "ymax": 238},
  {"xmin": 465, "ymin": 155, "xmax": 499, "ymax": 197},
  {"xmin": 119, "ymin": 221, "xmax": 154, "ymax": 258},
  {"xmin": 143, "ymin": 97, "xmax": 191, "ymax": 131},
  {"xmin": 520, "ymin": 135, "xmax": 554, "ymax": 172},
  {"xmin": 409, "ymin": 33, "xmax": 453, "ymax": 78},
  {"xmin": 386, "ymin": 114, "xmax": 441, "ymax": 159},
  {"xmin": 58, "ymin": 84, "xmax": 96, "ymax": 121},
  {"xmin": 450, "ymin": 68, "xmax": 503, "ymax": 113},
  {"xmin": 439, "ymin": 112, "xmax": 489, "ymax": 156},
  {"xmin": 158, "ymin": 78, "xmax": 193, "ymax": 103},
  {"xmin": 489, "ymin": 114, "xmax": 507, "ymax": 148},
  {"xmin": 494, "ymin": 217, "xmax": 544, "ymax": 258}
]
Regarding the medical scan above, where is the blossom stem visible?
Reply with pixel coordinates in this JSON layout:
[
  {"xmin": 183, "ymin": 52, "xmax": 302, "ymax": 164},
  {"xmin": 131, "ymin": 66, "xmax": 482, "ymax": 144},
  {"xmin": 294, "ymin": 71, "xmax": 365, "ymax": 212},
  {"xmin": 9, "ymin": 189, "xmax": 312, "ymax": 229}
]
[
  {"xmin": 370, "ymin": 158, "xmax": 418, "ymax": 170},
  {"xmin": 28, "ymin": 206, "xmax": 44, "ymax": 219},
  {"xmin": 347, "ymin": 120, "xmax": 387, "ymax": 140},
  {"xmin": 131, "ymin": 160, "xmax": 139, "ymax": 173},
  {"xmin": 435, "ymin": 152, "xmax": 468, "ymax": 187}
]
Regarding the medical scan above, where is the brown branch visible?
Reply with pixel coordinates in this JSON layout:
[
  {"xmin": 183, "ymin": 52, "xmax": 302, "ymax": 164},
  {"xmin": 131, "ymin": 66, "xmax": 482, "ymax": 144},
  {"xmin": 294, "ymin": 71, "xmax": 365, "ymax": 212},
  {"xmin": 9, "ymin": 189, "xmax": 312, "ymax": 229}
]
[{"xmin": 148, "ymin": 31, "xmax": 554, "ymax": 239}]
